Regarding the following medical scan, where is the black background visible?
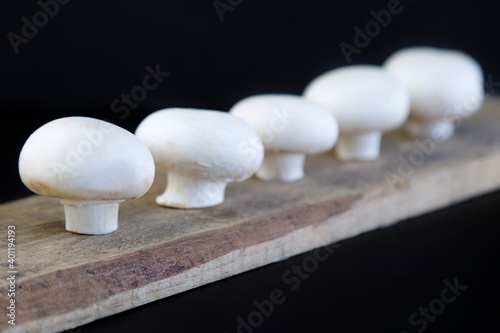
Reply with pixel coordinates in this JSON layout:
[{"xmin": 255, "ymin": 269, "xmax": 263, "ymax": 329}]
[
  {"xmin": 1, "ymin": 0, "xmax": 500, "ymax": 202},
  {"xmin": 1, "ymin": 0, "xmax": 499, "ymax": 332}
]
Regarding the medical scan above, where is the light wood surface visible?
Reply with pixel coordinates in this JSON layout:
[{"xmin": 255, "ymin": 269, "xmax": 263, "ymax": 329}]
[{"xmin": 1, "ymin": 97, "xmax": 500, "ymax": 333}]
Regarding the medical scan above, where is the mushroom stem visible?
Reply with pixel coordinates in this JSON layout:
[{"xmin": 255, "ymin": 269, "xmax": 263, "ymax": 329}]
[
  {"xmin": 157, "ymin": 171, "xmax": 227, "ymax": 208},
  {"xmin": 405, "ymin": 119, "xmax": 455, "ymax": 141},
  {"xmin": 256, "ymin": 153, "xmax": 306, "ymax": 182},
  {"xmin": 61, "ymin": 199, "xmax": 123, "ymax": 235},
  {"xmin": 335, "ymin": 131, "xmax": 382, "ymax": 161}
]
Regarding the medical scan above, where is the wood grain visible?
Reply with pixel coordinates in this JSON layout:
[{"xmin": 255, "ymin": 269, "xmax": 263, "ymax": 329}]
[{"xmin": 1, "ymin": 97, "xmax": 500, "ymax": 333}]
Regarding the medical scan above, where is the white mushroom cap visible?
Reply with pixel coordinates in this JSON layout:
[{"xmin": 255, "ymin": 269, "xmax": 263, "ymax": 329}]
[
  {"xmin": 19, "ymin": 117, "xmax": 155, "ymax": 235},
  {"xmin": 304, "ymin": 65, "xmax": 410, "ymax": 161},
  {"xmin": 229, "ymin": 94, "xmax": 338, "ymax": 182},
  {"xmin": 135, "ymin": 108, "xmax": 264, "ymax": 208},
  {"xmin": 384, "ymin": 47, "xmax": 484, "ymax": 141}
]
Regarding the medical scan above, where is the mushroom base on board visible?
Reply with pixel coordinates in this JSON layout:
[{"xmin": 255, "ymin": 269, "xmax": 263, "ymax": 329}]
[
  {"xmin": 405, "ymin": 119, "xmax": 455, "ymax": 141},
  {"xmin": 61, "ymin": 199, "xmax": 124, "ymax": 235},
  {"xmin": 335, "ymin": 131, "xmax": 382, "ymax": 161},
  {"xmin": 256, "ymin": 153, "xmax": 306, "ymax": 183},
  {"xmin": 303, "ymin": 66, "xmax": 410, "ymax": 163},
  {"xmin": 135, "ymin": 108, "xmax": 264, "ymax": 208},
  {"xmin": 156, "ymin": 171, "xmax": 227, "ymax": 209},
  {"xmin": 229, "ymin": 94, "xmax": 339, "ymax": 183},
  {"xmin": 18, "ymin": 117, "xmax": 155, "ymax": 235},
  {"xmin": 383, "ymin": 47, "xmax": 484, "ymax": 142}
]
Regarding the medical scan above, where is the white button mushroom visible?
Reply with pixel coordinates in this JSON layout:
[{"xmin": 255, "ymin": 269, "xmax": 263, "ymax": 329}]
[
  {"xmin": 18, "ymin": 117, "xmax": 155, "ymax": 235},
  {"xmin": 135, "ymin": 108, "xmax": 264, "ymax": 208},
  {"xmin": 304, "ymin": 65, "xmax": 410, "ymax": 161},
  {"xmin": 384, "ymin": 47, "xmax": 484, "ymax": 141},
  {"xmin": 229, "ymin": 94, "xmax": 339, "ymax": 182}
]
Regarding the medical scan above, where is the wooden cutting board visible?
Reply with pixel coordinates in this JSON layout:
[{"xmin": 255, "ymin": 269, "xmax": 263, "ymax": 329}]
[{"xmin": 1, "ymin": 97, "xmax": 500, "ymax": 333}]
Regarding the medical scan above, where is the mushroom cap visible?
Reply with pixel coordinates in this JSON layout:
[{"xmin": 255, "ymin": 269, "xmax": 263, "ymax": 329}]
[
  {"xmin": 303, "ymin": 65, "xmax": 410, "ymax": 134},
  {"xmin": 19, "ymin": 117, "xmax": 155, "ymax": 201},
  {"xmin": 135, "ymin": 108, "xmax": 264, "ymax": 182},
  {"xmin": 229, "ymin": 94, "xmax": 339, "ymax": 154},
  {"xmin": 384, "ymin": 47, "xmax": 484, "ymax": 121}
]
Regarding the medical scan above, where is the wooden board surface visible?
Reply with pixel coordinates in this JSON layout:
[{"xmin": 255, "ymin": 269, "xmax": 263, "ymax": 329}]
[{"xmin": 1, "ymin": 97, "xmax": 500, "ymax": 333}]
